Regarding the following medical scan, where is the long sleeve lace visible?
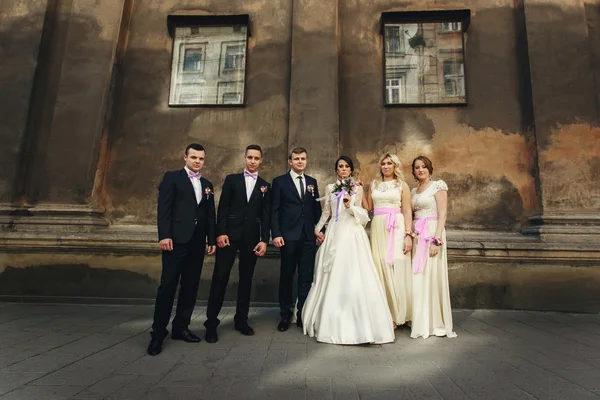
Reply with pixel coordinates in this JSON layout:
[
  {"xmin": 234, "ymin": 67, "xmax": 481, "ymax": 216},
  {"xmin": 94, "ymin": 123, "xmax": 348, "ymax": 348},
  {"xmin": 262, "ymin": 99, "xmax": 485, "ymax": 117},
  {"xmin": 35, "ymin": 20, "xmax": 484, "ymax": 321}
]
[
  {"xmin": 348, "ymin": 186, "xmax": 370, "ymax": 226},
  {"xmin": 315, "ymin": 184, "xmax": 332, "ymax": 232}
]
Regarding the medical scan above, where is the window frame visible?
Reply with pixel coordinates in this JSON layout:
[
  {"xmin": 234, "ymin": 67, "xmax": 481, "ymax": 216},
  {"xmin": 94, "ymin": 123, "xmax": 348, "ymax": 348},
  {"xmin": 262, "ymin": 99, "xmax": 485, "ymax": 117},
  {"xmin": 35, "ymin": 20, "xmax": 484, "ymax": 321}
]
[
  {"xmin": 440, "ymin": 22, "xmax": 462, "ymax": 33},
  {"xmin": 380, "ymin": 9, "xmax": 470, "ymax": 107},
  {"xmin": 442, "ymin": 59, "xmax": 465, "ymax": 98},
  {"xmin": 166, "ymin": 14, "xmax": 251, "ymax": 108},
  {"xmin": 220, "ymin": 41, "xmax": 247, "ymax": 74},
  {"xmin": 181, "ymin": 44, "xmax": 206, "ymax": 74},
  {"xmin": 385, "ymin": 76, "xmax": 406, "ymax": 104},
  {"xmin": 217, "ymin": 80, "xmax": 244, "ymax": 105},
  {"xmin": 222, "ymin": 92, "xmax": 243, "ymax": 104},
  {"xmin": 384, "ymin": 24, "xmax": 405, "ymax": 55}
]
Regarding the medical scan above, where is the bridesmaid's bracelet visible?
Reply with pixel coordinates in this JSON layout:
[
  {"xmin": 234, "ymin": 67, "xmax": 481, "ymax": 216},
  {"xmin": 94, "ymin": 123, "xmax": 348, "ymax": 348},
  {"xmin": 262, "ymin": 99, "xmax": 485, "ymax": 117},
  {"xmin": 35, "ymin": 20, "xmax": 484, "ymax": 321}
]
[
  {"xmin": 404, "ymin": 230, "xmax": 416, "ymax": 238},
  {"xmin": 431, "ymin": 237, "xmax": 443, "ymax": 246}
]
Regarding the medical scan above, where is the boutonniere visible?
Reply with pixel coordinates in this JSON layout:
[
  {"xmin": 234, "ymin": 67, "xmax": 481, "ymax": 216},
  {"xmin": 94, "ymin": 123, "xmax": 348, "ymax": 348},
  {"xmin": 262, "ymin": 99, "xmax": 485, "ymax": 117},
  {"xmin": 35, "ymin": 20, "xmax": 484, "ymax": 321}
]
[
  {"xmin": 260, "ymin": 186, "xmax": 267, "ymax": 197},
  {"xmin": 204, "ymin": 187, "xmax": 213, "ymax": 200},
  {"xmin": 307, "ymin": 184, "xmax": 315, "ymax": 196}
]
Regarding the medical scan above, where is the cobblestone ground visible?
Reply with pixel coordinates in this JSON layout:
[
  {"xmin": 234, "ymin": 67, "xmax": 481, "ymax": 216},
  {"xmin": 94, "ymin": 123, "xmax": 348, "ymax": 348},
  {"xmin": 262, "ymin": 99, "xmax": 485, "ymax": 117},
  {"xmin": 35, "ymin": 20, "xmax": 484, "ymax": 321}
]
[{"xmin": 0, "ymin": 303, "xmax": 599, "ymax": 399}]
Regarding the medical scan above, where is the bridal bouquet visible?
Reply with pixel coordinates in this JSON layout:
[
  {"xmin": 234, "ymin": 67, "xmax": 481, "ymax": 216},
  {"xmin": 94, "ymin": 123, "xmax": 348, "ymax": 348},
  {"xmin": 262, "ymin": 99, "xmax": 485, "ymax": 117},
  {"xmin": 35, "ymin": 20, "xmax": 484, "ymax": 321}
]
[
  {"xmin": 331, "ymin": 178, "xmax": 356, "ymax": 221},
  {"xmin": 332, "ymin": 178, "xmax": 356, "ymax": 203}
]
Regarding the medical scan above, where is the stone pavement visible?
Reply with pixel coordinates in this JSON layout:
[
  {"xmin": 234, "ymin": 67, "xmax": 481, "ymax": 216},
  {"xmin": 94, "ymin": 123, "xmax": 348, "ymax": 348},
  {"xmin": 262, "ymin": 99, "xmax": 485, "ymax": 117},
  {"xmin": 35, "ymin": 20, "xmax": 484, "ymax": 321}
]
[{"xmin": 0, "ymin": 304, "xmax": 599, "ymax": 400}]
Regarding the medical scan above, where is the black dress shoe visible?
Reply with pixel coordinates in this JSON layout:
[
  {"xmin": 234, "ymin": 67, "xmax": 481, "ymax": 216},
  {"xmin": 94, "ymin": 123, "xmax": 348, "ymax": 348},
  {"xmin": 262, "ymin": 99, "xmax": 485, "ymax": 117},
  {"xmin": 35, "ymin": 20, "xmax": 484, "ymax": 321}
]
[
  {"xmin": 147, "ymin": 338, "xmax": 163, "ymax": 356},
  {"xmin": 277, "ymin": 318, "xmax": 291, "ymax": 332},
  {"xmin": 172, "ymin": 328, "xmax": 201, "ymax": 343},
  {"xmin": 235, "ymin": 324, "xmax": 255, "ymax": 336},
  {"xmin": 205, "ymin": 328, "xmax": 218, "ymax": 343}
]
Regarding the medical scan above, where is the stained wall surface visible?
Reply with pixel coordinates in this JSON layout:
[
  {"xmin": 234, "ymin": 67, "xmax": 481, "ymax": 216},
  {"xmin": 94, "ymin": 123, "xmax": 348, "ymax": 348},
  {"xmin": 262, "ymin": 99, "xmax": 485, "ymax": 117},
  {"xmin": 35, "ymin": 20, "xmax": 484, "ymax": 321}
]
[{"xmin": 1, "ymin": 0, "xmax": 599, "ymax": 311}]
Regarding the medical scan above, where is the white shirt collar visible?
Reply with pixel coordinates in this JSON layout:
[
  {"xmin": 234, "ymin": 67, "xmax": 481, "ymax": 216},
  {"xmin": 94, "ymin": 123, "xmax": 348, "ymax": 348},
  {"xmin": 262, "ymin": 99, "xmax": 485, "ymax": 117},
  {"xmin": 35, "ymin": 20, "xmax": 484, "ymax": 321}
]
[{"xmin": 290, "ymin": 170, "xmax": 304, "ymax": 180}]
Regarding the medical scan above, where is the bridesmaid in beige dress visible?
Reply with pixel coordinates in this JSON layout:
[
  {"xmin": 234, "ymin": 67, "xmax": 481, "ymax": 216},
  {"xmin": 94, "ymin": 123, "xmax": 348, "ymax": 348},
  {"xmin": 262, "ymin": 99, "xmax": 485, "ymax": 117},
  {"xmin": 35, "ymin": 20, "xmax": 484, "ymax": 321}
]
[
  {"xmin": 363, "ymin": 154, "xmax": 414, "ymax": 327},
  {"xmin": 410, "ymin": 155, "xmax": 457, "ymax": 339}
]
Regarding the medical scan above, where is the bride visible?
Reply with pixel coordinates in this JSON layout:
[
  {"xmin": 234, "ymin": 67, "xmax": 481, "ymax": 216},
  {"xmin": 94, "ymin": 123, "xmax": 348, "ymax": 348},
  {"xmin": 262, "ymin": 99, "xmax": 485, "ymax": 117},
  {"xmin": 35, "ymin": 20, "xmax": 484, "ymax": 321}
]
[{"xmin": 302, "ymin": 156, "xmax": 395, "ymax": 345}]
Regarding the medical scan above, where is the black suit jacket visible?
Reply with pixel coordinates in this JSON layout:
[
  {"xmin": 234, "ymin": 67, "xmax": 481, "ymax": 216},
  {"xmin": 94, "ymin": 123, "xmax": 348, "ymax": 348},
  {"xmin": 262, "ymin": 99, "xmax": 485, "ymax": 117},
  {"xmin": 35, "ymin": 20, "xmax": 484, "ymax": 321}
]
[
  {"xmin": 157, "ymin": 169, "xmax": 216, "ymax": 245},
  {"xmin": 216, "ymin": 173, "xmax": 271, "ymax": 244},
  {"xmin": 271, "ymin": 172, "xmax": 322, "ymax": 241}
]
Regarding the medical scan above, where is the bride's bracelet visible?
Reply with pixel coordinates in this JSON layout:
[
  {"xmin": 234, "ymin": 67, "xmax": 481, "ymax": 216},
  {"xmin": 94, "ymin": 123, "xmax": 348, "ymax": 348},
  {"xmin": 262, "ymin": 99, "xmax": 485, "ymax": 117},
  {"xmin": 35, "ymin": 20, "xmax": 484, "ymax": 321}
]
[
  {"xmin": 431, "ymin": 237, "xmax": 443, "ymax": 246},
  {"xmin": 404, "ymin": 230, "xmax": 416, "ymax": 238}
]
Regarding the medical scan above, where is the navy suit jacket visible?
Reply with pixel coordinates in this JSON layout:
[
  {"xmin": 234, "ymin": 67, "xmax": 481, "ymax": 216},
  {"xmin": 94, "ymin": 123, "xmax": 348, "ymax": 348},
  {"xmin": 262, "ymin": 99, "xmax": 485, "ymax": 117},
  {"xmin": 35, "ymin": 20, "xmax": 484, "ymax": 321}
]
[
  {"xmin": 270, "ymin": 172, "xmax": 322, "ymax": 241},
  {"xmin": 157, "ymin": 169, "xmax": 216, "ymax": 245}
]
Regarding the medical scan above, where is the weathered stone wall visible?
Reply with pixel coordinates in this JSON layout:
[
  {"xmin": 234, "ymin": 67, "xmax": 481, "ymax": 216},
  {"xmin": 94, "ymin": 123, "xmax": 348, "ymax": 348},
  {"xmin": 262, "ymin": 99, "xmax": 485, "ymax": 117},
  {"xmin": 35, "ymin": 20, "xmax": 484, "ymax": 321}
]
[
  {"xmin": 2, "ymin": 247, "xmax": 599, "ymax": 313},
  {"xmin": 1, "ymin": 0, "xmax": 126, "ymax": 205},
  {"xmin": 0, "ymin": 0, "xmax": 49, "ymax": 202},
  {"xmin": 103, "ymin": 0, "xmax": 293, "ymax": 224},
  {"xmin": 1, "ymin": 0, "xmax": 599, "ymax": 311},
  {"xmin": 339, "ymin": 0, "xmax": 539, "ymax": 231},
  {"xmin": 524, "ymin": 0, "xmax": 600, "ymax": 214}
]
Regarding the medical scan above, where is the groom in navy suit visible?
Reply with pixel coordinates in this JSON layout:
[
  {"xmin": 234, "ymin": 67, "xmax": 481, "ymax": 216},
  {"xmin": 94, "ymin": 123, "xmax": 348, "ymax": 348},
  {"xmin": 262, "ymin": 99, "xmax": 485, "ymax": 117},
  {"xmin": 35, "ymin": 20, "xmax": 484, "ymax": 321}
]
[{"xmin": 271, "ymin": 147, "xmax": 322, "ymax": 331}]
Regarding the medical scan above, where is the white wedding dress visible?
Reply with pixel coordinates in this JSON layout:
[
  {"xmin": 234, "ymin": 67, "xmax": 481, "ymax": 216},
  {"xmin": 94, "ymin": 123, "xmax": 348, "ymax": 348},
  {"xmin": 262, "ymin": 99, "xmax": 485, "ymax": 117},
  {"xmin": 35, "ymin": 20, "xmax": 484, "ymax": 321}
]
[{"xmin": 302, "ymin": 184, "xmax": 395, "ymax": 344}]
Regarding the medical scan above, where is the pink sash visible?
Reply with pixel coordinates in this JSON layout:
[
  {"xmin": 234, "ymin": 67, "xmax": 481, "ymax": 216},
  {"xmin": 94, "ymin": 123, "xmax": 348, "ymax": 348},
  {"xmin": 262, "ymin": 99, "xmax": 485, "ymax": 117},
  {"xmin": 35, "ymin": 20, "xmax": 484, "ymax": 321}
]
[
  {"xmin": 373, "ymin": 207, "xmax": 400, "ymax": 265},
  {"xmin": 413, "ymin": 216, "xmax": 438, "ymax": 274}
]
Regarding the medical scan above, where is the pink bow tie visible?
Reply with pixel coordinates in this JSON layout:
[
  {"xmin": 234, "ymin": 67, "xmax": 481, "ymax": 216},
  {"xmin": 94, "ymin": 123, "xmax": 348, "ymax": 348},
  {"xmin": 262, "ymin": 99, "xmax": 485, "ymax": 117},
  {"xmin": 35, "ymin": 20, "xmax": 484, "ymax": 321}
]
[
  {"xmin": 244, "ymin": 171, "xmax": 258, "ymax": 180},
  {"xmin": 187, "ymin": 171, "xmax": 202, "ymax": 179}
]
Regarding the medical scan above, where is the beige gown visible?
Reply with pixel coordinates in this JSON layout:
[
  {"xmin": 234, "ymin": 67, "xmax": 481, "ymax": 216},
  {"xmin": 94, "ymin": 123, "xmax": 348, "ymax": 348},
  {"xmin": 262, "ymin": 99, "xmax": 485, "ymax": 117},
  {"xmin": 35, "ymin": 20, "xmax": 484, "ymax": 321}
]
[
  {"xmin": 370, "ymin": 180, "xmax": 412, "ymax": 326},
  {"xmin": 410, "ymin": 180, "xmax": 457, "ymax": 339}
]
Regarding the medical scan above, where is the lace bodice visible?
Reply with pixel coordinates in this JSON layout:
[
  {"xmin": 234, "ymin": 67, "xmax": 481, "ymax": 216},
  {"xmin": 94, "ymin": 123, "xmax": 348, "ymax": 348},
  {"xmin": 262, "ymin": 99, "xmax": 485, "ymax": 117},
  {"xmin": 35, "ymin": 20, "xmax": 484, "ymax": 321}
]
[
  {"xmin": 371, "ymin": 180, "xmax": 402, "ymax": 209},
  {"xmin": 411, "ymin": 180, "xmax": 448, "ymax": 218},
  {"xmin": 315, "ymin": 183, "xmax": 369, "ymax": 232}
]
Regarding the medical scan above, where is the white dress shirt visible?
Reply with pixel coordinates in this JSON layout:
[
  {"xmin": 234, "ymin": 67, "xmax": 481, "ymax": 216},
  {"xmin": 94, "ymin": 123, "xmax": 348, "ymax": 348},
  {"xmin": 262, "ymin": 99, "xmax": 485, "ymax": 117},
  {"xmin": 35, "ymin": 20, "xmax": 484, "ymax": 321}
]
[
  {"xmin": 184, "ymin": 166, "xmax": 203, "ymax": 204},
  {"xmin": 289, "ymin": 170, "xmax": 305, "ymax": 198},
  {"xmin": 244, "ymin": 170, "xmax": 257, "ymax": 201}
]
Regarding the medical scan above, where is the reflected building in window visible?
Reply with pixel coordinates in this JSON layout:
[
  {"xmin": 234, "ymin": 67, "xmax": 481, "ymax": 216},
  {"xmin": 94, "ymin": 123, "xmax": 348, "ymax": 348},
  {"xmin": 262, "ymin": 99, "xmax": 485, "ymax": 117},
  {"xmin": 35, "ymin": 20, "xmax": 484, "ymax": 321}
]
[
  {"xmin": 169, "ymin": 25, "xmax": 247, "ymax": 106},
  {"xmin": 383, "ymin": 21, "xmax": 466, "ymax": 105}
]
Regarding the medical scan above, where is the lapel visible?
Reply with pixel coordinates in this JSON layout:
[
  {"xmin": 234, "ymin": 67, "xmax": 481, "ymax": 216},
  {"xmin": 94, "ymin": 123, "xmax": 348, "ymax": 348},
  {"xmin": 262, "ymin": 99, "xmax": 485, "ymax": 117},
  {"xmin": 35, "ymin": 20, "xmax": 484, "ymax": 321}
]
[
  {"xmin": 242, "ymin": 173, "xmax": 267, "ymax": 204},
  {"xmin": 251, "ymin": 176, "xmax": 268, "ymax": 203},
  {"xmin": 198, "ymin": 176, "xmax": 209, "ymax": 204},
  {"xmin": 238, "ymin": 173, "xmax": 251, "ymax": 204},
  {"xmin": 303, "ymin": 175, "xmax": 311, "ymax": 201},
  {"xmin": 286, "ymin": 172, "xmax": 304, "ymax": 203},
  {"xmin": 180, "ymin": 169, "xmax": 198, "ymax": 204}
]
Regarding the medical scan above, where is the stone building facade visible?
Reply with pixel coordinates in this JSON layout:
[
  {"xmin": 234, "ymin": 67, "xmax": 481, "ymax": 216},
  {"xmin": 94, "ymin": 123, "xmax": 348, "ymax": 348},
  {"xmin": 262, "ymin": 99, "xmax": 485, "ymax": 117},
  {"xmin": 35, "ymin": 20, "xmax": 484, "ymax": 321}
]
[{"xmin": 1, "ymin": 0, "xmax": 599, "ymax": 311}]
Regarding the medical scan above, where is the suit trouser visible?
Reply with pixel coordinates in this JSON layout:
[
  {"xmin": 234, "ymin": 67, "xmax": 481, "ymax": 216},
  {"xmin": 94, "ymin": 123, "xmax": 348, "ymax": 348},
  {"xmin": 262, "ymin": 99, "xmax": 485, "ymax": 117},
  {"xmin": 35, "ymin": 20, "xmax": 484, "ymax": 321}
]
[
  {"xmin": 151, "ymin": 229, "xmax": 205, "ymax": 340},
  {"xmin": 205, "ymin": 240, "xmax": 257, "ymax": 329},
  {"xmin": 279, "ymin": 235, "xmax": 316, "ymax": 320}
]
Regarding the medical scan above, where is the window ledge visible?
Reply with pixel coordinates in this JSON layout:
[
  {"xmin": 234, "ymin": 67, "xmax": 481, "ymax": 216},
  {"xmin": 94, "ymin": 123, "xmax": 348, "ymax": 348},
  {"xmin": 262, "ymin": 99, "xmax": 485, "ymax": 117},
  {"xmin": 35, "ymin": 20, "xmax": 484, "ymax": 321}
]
[{"xmin": 167, "ymin": 14, "xmax": 251, "ymax": 37}]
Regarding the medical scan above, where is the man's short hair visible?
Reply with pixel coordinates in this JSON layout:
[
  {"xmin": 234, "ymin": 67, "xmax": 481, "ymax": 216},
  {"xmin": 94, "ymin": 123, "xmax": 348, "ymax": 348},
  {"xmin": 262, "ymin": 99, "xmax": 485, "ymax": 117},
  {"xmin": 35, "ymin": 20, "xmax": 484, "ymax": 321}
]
[
  {"xmin": 245, "ymin": 144, "xmax": 263, "ymax": 157},
  {"xmin": 289, "ymin": 147, "xmax": 307, "ymax": 160},
  {"xmin": 185, "ymin": 143, "xmax": 205, "ymax": 155}
]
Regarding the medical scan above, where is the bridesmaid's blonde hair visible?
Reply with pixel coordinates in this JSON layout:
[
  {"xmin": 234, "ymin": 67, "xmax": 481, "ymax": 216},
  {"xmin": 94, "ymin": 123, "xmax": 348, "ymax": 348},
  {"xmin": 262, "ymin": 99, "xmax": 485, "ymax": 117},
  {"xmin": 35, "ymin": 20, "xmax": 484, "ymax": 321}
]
[{"xmin": 376, "ymin": 153, "xmax": 404, "ymax": 183}]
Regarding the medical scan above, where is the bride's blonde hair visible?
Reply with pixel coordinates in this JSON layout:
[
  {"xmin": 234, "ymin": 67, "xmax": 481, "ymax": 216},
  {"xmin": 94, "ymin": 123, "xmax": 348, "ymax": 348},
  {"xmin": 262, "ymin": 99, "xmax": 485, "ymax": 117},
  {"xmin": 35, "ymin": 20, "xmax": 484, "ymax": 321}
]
[{"xmin": 376, "ymin": 153, "xmax": 404, "ymax": 183}]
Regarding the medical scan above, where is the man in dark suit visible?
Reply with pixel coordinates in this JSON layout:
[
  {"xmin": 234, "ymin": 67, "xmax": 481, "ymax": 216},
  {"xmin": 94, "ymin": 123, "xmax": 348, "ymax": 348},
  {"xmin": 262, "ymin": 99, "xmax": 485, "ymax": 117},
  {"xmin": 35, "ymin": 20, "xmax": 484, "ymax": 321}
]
[
  {"xmin": 204, "ymin": 145, "xmax": 271, "ymax": 343},
  {"xmin": 271, "ymin": 147, "xmax": 322, "ymax": 332},
  {"xmin": 147, "ymin": 143, "xmax": 216, "ymax": 356}
]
